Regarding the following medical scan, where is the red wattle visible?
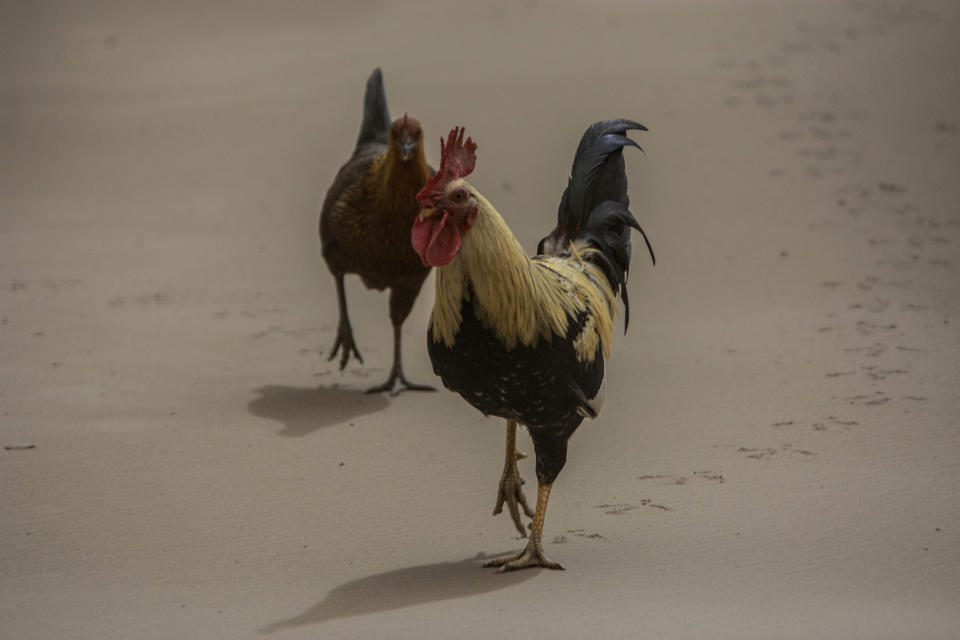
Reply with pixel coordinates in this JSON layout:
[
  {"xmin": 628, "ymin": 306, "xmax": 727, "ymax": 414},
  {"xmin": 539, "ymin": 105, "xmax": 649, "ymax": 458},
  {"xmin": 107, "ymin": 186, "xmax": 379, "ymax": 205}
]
[{"xmin": 411, "ymin": 211, "xmax": 462, "ymax": 267}]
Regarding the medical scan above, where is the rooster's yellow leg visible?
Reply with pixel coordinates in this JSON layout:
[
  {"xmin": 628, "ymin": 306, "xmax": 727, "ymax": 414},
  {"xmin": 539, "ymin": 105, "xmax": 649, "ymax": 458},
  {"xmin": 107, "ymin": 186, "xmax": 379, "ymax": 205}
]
[
  {"xmin": 483, "ymin": 482, "xmax": 566, "ymax": 571},
  {"xmin": 492, "ymin": 420, "xmax": 534, "ymax": 536}
]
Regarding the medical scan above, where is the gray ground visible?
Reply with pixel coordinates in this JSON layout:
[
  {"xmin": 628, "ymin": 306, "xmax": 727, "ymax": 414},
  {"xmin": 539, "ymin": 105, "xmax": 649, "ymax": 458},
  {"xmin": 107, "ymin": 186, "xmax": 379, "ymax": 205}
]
[{"xmin": 2, "ymin": 1, "xmax": 959, "ymax": 638}]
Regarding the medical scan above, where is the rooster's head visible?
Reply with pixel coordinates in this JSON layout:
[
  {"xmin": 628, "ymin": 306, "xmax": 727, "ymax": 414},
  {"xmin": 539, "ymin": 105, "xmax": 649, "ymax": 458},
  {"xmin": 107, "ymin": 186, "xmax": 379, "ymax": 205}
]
[{"xmin": 412, "ymin": 126, "xmax": 478, "ymax": 267}]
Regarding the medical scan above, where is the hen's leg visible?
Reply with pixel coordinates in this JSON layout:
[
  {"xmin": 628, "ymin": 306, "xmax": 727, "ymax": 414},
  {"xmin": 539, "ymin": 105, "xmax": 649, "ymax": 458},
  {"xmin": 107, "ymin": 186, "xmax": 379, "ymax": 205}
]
[
  {"xmin": 491, "ymin": 419, "xmax": 535, "ymax": 536},
  {"xmin": 328, "ymin": 273, "xmax": 362, "ymax": 370},
  {"xmin": 366, "ymin": 286, "xmax": 434, "ymax": 395},
  {"xmin": 483, "ymin": 482, "xmax": 565, "ymax": 571}
]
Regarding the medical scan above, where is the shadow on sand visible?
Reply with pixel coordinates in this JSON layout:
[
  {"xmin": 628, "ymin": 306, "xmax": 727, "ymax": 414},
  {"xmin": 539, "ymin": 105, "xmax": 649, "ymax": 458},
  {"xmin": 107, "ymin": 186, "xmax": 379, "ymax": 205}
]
[
  {"xmin": 247, "ymin": 384, "xmax": 389, "ymax": 436},
  {"xmin": 260, "ymin": 553, "xmax": 539, "ymax": 633}
]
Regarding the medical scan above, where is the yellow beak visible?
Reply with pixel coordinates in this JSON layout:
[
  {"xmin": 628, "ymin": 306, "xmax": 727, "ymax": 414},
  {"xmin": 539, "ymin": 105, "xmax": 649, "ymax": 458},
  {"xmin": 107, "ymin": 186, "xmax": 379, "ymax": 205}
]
[{"xmin": 419, "ymin": 207, "xmax": 439, "ymax": 221}]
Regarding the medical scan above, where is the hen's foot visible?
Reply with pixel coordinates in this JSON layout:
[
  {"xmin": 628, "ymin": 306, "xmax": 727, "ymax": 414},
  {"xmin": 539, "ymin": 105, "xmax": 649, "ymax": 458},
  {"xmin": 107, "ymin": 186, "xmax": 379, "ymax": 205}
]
[
  {"xmin": 327, "ymin": 324, "xmax": 362, "ymax": 371},
  {"xmin": 482, "ymin": 546, "xmax": 565, "ymax": 572},
  {"xmin": 492, "ymin": 458, "xmax": 534, "ymax": 536},
  {"xmin": 365, "ymin": 369, "xmax": 435, "ymax": 396}
]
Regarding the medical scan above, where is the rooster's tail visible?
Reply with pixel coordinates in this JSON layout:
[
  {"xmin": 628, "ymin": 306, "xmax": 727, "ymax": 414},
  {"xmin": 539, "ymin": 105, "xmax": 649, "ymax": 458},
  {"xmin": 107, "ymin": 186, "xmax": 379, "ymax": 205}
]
[{"xmin": 537, "ymin": 119, "xmax": 653, "ymax": 331}]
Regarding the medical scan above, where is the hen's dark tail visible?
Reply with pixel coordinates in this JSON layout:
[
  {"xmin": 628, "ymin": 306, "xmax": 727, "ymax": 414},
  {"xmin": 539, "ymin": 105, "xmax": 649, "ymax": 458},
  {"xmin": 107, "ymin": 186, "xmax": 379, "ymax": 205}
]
[
  {"xmin": 537, "ymin": 119, "xmax": 654, "ymax": 331},
  {"xmin": 356, "ymin": 68, "xmax": 391, "ymax": 147}
]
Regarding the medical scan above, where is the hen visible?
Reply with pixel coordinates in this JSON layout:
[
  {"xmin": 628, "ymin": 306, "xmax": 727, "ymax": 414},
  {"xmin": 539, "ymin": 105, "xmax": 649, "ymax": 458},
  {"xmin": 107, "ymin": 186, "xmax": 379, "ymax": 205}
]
[
  {"xmin": 412, "ymin": 121, "xmax": 653, "ymax": 570},
  {"xmin": 319, "ymin": 68, "xmax": 434, "ymax": 395}
]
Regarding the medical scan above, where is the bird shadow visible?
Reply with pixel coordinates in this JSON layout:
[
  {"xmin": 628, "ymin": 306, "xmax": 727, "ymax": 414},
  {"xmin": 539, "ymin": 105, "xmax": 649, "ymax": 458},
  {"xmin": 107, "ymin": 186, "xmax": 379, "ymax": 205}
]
[
  {"xmin": 247, "ymin": 384, "xmax": 389, "ymax": 436},
  {"xmin": 259, "ymin": 552, "xmax": 539, "ymax": 633}
]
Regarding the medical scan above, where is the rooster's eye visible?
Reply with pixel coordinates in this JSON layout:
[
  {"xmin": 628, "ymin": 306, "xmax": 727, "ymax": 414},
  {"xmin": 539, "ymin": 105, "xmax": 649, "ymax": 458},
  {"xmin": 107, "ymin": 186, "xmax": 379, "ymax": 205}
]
[{"xmin": 453, "ymin": 191, "xmax": 465, "ymax": 202}]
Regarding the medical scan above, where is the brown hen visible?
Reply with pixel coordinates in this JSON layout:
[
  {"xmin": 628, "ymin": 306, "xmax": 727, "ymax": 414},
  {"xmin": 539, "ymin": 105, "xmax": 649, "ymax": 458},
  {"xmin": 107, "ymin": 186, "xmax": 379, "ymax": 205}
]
[{"xmin": 319, "ymin": 69, "xmax": 434, "ymax": 395}]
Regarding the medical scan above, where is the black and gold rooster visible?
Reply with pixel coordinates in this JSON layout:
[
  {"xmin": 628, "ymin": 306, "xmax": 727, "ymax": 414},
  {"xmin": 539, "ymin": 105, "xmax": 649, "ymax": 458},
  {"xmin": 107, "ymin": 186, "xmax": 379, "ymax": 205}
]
[{"xmin": 412, "ymin": 121, "xmax": 654, "ymax": 570}]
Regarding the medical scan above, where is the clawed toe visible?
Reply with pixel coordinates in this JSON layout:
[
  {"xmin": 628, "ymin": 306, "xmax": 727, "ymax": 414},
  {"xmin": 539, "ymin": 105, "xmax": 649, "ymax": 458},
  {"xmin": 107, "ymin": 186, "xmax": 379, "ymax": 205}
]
[
  {"xmin": 493, "ymin": 468, "xmax": 534, "ymax": 536},
  {"xmin": 482, "ymin": 547, "xmax": 565, "ymax": 572},
  {"xmin": 328, "ymin": 326, "xmax": 363, "ymax": 370}
]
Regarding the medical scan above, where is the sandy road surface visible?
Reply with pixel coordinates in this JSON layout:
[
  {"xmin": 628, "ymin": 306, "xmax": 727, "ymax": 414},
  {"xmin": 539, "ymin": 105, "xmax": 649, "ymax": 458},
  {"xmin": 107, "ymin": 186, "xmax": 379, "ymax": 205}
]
[{"xmin": 2, "ymin": 1, "xmax": 959, "ymax": 638}]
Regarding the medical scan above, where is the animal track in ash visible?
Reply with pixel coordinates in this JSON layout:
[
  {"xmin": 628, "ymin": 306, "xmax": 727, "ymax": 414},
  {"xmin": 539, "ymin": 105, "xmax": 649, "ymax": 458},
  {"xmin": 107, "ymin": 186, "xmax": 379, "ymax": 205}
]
[
  {"xmin": 736, "ymin": 445, "xmax": 816, "ymax": 460},
  {"xmin": 737, "ymin": 447, "xmax": 778, "ymax": 460},
  {"xmin": 635, "ymin": 472, "xmax": 724, "ymax": 486},
  {"xmin": 855, "ymin": 275, "xmax": 881, "ymax": 291},
  {"xmin": 827, "ymin": 416, "xmax": 859, "ymax": 427},
  {"xmin": 238, "ymin": 307, "xmax": 288, "ymax": 319},
  {"xmin": 714, "ymin": 4, "xmax": 953, "ymax": 465},
  {"xmin": 594, "ymin": 500, "xmax": 672, "ymax": 515},
  {"xmin": 877, "ymin": 181, "xmax": 907, "ymax": 194},
  {"xmin": 593, "ymin": 472, "xmax": 729, "ymax": 517},
  {"xmin": 854, "ymin": 320, "xmax": 898, "ymax": 336},
  {"xmin": 843, "ymin": 391, "xmax": 890, "ymax": 406},
  {"xmin": 861, "ymin": 365, "xmax": 908, "ymax": 381},
  {"xmin": 834, "ymin": 184, "xmax": 878, "ymax": 217},
  {"xmin": 10, "ymin": 278, "xmax": 84, "ymax": 293},
  {"xmin": 781, "ymin": 444, "xmax": 817, "ymax": 456},
  {"xmin": 799, "ymin": 145, "xmax": 838, "ymax": 161},
  {"xmin": 843, "ymin": 342, "xmax": 886, "ymax": 358},
  {"xmin": 108, "ymin": 292, "xmax": 171, "ymax": 307},
  {"xmin": 848, "ymin": 298, "xmax": 891, "ymax": 313},
  {"xmin": 826, "ymin": 370, "xmax": 857, "ymax": 378},
  {"xmin": 934, "ymin": 121, "xmax": 957, "ymax": 134},
  {"xmin": 718, "ymin": 59, "xmax": 795, "ymax": 109},
  {"xmin": 250, "ymin": 326, "xmax": 320, "ymax": 340},
  {"xmin": 896, "ymin": 345, "xmax": 925, "ymax": 353},
  {"xmin": 566, "ymin": 529, "xmax": 605, "ymax": 541},
  {"xmin": 137, "ymin": 293, "xmax": 171, "ymax": 305},
  {"xmin": 691, "ymin": 470, "xmax": 725, "ymax": 483}
]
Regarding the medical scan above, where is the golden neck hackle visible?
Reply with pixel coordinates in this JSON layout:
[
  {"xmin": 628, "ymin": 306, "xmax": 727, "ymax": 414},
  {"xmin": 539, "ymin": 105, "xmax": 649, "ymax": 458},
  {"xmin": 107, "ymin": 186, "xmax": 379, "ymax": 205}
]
[{"xmin": 430, "ymin": 180, "xmax": 616, "ymax": 362}]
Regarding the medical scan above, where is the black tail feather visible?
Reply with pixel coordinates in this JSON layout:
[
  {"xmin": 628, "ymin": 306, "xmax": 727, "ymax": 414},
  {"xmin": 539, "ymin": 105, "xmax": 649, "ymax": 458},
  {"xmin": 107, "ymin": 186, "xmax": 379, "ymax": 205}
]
[
  {"xmin": 356, "ymin": 68, "xmax": 391, "ymax": 147},
  {"xmin": 539, "ymin": 119, "xmax": 653, "ymax": 332}
]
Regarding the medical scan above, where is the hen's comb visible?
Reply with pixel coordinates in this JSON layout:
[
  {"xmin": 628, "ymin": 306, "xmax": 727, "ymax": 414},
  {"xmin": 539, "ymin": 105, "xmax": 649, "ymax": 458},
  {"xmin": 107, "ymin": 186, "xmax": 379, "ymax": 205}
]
[{"xmin": 416, "ymin": 126, "xmax": 477, "ymax": 207}]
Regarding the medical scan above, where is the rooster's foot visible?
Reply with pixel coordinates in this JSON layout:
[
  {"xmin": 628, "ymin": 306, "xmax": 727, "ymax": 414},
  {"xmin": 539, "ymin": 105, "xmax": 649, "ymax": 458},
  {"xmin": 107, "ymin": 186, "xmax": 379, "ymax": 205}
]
[
  {"xmin": 482, "ymin": 545, "xmax": 565, "ymax": 572},
  {"xmin": 492, "ymin": 459, "xmax": 534, "ymax": 536}
]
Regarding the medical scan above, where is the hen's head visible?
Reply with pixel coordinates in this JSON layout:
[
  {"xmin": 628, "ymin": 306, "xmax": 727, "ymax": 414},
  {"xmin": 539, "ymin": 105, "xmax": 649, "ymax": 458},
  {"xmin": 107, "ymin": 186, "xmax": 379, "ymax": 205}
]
[
  {"xmin": 412, "ymin": 126, "xmax": 478, "ymax": 267},
  {"xmin": 389, "ymin": 113, "xmax": 423, "ymax": 162}
]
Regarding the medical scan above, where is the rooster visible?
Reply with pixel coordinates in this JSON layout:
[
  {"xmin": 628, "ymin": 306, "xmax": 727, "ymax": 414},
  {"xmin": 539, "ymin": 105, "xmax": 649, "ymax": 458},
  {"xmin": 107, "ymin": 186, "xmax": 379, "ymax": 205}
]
[
  {"xmin": 319, "ymin": 68, "xmax": 434, "ymax": 395},
  {"xmin": 412, "ymin": 121, "xmax": 653, "ymax": 571}
]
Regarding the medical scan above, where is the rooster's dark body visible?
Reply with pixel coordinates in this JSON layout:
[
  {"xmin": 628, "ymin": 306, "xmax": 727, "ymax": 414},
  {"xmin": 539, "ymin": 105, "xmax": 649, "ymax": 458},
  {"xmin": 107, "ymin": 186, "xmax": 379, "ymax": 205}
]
[{"xmin": 428, "ymin": 284, "xmax": 605, "ymax": 484}]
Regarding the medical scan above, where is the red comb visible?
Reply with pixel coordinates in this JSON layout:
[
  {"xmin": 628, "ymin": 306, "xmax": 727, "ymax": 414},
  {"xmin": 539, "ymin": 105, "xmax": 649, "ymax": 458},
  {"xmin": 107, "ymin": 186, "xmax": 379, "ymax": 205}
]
[{"xmin": 416, "ymin": 126, "xmax": 477, "ymax": 207}]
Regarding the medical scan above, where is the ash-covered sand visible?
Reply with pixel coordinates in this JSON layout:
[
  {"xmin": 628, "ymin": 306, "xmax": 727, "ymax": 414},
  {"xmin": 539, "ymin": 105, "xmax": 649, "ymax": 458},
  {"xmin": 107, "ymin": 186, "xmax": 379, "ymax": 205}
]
[{"xmin": 2, "ymin": 1, "xmax": 959, "ymax": 638}]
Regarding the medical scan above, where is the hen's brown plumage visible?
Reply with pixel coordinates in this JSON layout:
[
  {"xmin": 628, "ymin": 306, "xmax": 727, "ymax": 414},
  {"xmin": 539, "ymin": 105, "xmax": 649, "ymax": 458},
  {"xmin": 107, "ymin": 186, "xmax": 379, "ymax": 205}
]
[{"xmin": 318, "ymin": 69, "xmax": 434, "ymax": 395}]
